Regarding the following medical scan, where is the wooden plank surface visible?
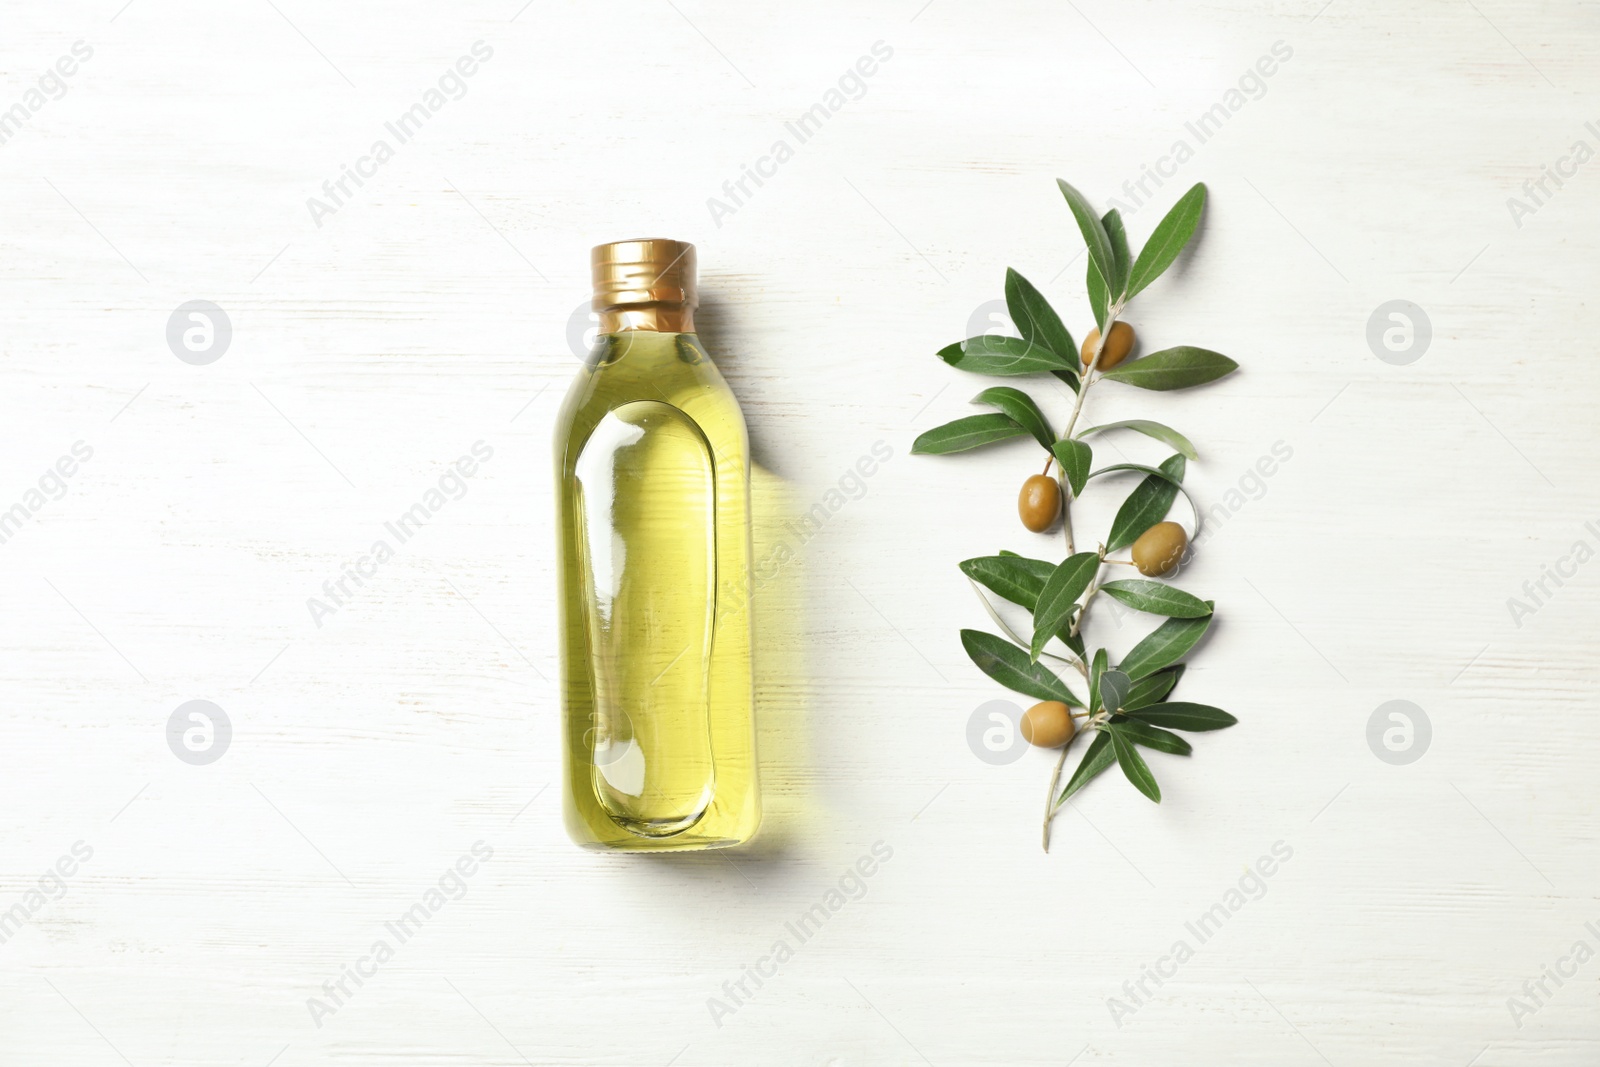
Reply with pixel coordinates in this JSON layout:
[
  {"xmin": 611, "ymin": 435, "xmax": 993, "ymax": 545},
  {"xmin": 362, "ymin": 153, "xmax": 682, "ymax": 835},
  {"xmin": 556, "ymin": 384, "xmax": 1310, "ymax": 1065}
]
[{"xmin": 1, "ymin": 0, "xmax": 1597, "ymax": 1063}]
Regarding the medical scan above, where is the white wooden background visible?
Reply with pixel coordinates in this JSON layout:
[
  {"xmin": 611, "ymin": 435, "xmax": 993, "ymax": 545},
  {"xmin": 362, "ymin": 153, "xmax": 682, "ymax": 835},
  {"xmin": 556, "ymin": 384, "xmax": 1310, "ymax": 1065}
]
[{"xmin": 2, "ymin": 0, "xmax": 1597, "ymax": 1063}]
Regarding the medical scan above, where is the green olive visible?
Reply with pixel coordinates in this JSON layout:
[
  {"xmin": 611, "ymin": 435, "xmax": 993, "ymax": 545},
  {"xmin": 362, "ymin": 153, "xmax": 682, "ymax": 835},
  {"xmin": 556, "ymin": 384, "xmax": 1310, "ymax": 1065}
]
[
  {"xmin": 1021, "ymin": 701, "xmax": 1075, "ymax": 748},
  {"xmin": 1132, "ymin": 521, "xmax": 1188, "ymax": 577},
  {"xmin": 1017, "ymin": 474, "xmax": 1060, "ymax": 533},
  {"xmin": 1080, "ymin": 321, "xmax": 1136, "ymax": 370}
]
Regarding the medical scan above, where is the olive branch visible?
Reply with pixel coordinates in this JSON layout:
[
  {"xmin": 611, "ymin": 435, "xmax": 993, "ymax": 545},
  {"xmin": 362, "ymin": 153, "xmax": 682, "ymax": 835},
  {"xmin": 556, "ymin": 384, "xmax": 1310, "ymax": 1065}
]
[{"xmin": 913, "ymin": 179, "xmax": 1241, "ymax": 851}]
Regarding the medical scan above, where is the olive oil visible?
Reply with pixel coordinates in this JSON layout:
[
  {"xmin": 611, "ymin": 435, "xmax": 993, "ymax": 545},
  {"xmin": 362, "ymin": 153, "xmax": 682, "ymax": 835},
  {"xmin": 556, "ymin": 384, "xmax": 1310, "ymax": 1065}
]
[{"xmin": 554, "ymin": 240, "xmax": 760, "ymax": 850}]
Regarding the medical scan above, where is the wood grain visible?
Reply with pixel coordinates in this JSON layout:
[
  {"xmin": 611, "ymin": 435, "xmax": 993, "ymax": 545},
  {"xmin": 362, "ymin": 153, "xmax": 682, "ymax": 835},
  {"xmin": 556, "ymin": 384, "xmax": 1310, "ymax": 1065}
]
[{"xmin": 1, "ymin": 0, "xmax": 1598, "ymax": 1063}]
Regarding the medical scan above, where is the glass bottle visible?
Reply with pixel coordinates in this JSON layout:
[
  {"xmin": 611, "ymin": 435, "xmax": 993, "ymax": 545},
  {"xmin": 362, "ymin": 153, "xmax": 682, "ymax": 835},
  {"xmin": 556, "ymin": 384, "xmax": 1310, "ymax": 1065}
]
[{"xmin": 554, "ymin": 239, "xmax": 760, "ymax": 850}]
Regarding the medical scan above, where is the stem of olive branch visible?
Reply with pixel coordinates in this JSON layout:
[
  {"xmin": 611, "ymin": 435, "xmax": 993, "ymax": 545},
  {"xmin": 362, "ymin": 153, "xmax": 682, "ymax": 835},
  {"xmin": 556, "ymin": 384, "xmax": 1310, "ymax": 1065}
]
[
  {"xmin": 1056, "ymin": 308, "xmax": 1118, "ymax": 557},
  {"xmin": 1042, "ymin": 728, "xmax": 1080, "ymax": 850},
  {"xmin": 1041, "ymin": 713, "xmax": 1111, "ymax": 850},
  {"xmin": 1045, "ymin": 307, "xmax": 1120, "ymax": 852},
  {"xmin": 1060, "ymin": 483, "xmax": 1076, "ymax": 555}
]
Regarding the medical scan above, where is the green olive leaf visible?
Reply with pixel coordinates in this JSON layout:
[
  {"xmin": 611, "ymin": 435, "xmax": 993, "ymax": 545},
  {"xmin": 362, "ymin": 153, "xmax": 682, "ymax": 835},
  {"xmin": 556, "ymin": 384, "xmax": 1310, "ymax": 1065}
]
[
  {"xmin": 1102, "ymin": 208, "xmax": 1132, "ymax": 300},
  {"xmin": 960, "ymin": 629, "xmax": 1084, "ymax": 707},
  {"xmin": 1075, "ymin": 419, "xmax": 1198, "ymax": 461},
  {"xmin": 959, "ymin": 554, "xmax": 1054, "ymax": 611},
  {"xmin": 1099, "ymin": 580, "xmax": 1213, "ymax": 618},
  {"xmin": 1031, "ymin": 553, "xmax": 1100, "ymax": 663},
  {"xmin": 1052, "ymin": 367, "xmax": 1081, "ymax": 394},
  {"xmin": 1086, "ymin": 256, "xmax": 1111, "ymax": 333},
  {"xmin": 1103, "ymin": 454, "xmax": 1188, "ymax": 552},
  {"xmin": 1109, "ymin": 728, "xmax": 1161, "ymax": 802},
  {"xmin": 1123, "ymin": 664, "xmax": 1185, "ymax": 711},
  {"xmin": 967, "ymin": 577, "xmax": 1084, "ymax": 674},
  {"xmin": 1004, "ymin": 268, "xmax": 1076, "ymax": 363},
  {"xmin": 939, "ymin": 335, "xmax": 1078, "ymax": 376},
  {"xmin": 1057, "ymin": 729, "xmax": 1115, "ymax": 805},
  {"xmin": 1108, "ymin": 718, "xmax": 1192, "ymax": 756},
  {"xmin": 938, "ymin": 337, "xmax": 1071, "ymax": 377},
  {"xmin": 1050, "ymin": 438, "xmax": 1092, "ymax": 497},
  {"xmin": 1101, "ymin": 346, "xmax": 1239, "ymax": 391},
  {"xmin": 911, "ymin": 413, "xmax": 1029, "ymax": 455},
  {"xmin": 1099, "ymin": 668, "xmax": 1131, "ymax": 714},
  {"xmin": 971, "ymin": 387, "xmax": 1053, "ymax": 449},
  {"xmin": 1057, "ymin": 179, "xmax": 1115, "ymax": 304},
  {"xmin": 1126, "ymin": 182, "xmax": 1207, "ymax": 300},
  {"xmin": 962, "ymin": 555, "xmax": 1089, "ymax": 655},
  {"xmin": 1088, "ymin": 647, "xmax": 1108, "ymax": 713},
  {"xmin": 1123, "ymin": 701, "xmax": 1237, "ymax": 731},
  {"xmin": 1118, "ymin": 606, "xmax": 1214, "ymax": 680}
]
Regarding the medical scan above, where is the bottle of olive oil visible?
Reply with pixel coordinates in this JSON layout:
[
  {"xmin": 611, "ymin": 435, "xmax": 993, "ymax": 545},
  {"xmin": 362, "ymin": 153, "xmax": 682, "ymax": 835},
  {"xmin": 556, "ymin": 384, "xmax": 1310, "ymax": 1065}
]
[{"xmin": 555, "ymin": 239, "xmax": 760, "ymax": 851}]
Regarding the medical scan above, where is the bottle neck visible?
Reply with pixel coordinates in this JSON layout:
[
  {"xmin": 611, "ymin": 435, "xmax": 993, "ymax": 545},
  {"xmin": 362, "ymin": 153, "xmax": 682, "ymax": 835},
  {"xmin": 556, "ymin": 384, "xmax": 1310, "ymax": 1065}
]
[{"xmin": 597, "ymin": 303, "xmax": 694, "ymax": 335}]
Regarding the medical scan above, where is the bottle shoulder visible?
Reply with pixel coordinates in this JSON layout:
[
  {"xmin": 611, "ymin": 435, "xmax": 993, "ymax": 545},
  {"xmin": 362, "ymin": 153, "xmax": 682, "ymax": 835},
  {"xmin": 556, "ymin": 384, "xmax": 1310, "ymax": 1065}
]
[{"xmin": 554, "ymin": 334, "xmax": 747, "ymax": 467}]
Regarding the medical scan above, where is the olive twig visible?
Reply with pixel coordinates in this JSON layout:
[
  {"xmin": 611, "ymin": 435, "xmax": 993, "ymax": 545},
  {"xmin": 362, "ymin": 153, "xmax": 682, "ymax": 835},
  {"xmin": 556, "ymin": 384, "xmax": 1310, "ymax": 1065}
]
[
  {"xmin": 917, "ymin": 179, "xmax": 1242, "ymax": 852},
  {"xmin": 1059, "ymin": 307, "xmax": 1116, "ymax": 441},
  {"xmin": 1041, "ymin": 312, "xmax": 1121, "ymax": 848},
  {"xmin": 1042, "ymin": 730, "xmax": 1079, "ymax": 850},
  {"xmin": 1044, "ymin": 716, "xmax": 1117, "ymax": 834},
  {"xmin": 1055, "ymin": 306, "xmax": 1119, "ymax": 556},
  {"xmin": 1060, "ymin": 485, "xmax": 1076, "ymax": 555}
]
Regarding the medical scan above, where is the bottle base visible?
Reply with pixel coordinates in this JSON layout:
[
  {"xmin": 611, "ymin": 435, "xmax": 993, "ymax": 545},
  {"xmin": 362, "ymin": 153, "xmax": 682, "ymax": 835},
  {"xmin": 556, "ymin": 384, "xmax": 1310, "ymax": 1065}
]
[
  {"xmin": 565, "ymin": 801, "xmax": 761, "ymax": 852},
  {"xmin": 575, "ymin": 832, "xmax": 751, "ymax": 853}
]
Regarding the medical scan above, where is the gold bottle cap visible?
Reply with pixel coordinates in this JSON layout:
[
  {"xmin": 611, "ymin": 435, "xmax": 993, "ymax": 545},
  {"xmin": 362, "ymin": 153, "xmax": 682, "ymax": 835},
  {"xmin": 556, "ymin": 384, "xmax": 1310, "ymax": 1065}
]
[{"xmin": 590, "ymin": 239, "xmax": 697, "ymax": 311}]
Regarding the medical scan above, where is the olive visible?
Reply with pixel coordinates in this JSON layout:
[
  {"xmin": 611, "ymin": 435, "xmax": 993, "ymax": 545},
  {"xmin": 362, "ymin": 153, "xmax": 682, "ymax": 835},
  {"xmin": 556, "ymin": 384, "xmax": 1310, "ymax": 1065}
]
[
  {"xmin": 1021, "ymin": 701, "xmax": 1075, "ymax": 748},
  {"xmin": 1132, "ymin": 521, "xmax": 1188, "ymax": 577},
  {"xmin": 1080, "ymin": 321, "xmax": 1136, "ymax": 370},
  {"xmin": 1017, "ymin": 474, "xmax": 1061, "ymax": 533}
]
